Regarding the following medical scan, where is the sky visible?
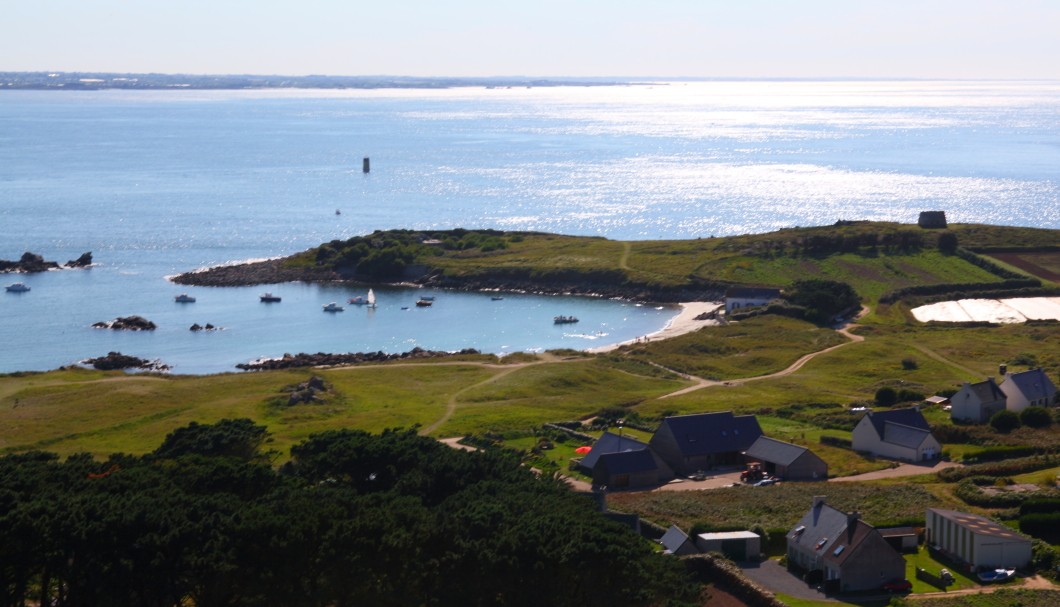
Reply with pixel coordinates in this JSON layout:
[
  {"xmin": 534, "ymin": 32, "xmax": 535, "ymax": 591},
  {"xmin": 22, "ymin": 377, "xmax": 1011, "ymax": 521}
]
[{"xmin": 4, "ymin": 0, "xmax": 1059, "ymax": 79}]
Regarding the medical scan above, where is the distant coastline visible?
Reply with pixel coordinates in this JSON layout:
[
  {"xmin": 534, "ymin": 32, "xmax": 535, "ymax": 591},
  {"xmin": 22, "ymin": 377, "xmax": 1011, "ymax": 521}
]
[{"xmin": 0, "ymin": 72, "xmax": 642, "ymax": 91}]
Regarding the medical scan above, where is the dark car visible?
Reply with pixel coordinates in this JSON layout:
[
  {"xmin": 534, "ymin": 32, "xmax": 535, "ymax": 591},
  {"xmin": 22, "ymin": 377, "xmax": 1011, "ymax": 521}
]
[{"xmin": 882, "ymin": 579, "xmax": 912, "ymax": 592}]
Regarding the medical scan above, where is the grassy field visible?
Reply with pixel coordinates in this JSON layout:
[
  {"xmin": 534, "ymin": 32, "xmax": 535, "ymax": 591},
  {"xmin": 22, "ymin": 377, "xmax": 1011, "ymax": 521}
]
[
  {"xmin": 900, "ymin": 589, "xmax": 1060, "ymax": 607},
  {"xmin": 605, "ymin": 482, "xmax": 954, "ymax": 533}
]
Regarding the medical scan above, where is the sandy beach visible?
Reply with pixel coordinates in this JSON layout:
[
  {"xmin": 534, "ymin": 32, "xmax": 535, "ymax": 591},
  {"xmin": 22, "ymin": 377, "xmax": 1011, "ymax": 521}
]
[{"xmin": 589, "ymin": 301, "xmax": 723, "ymax": 353}]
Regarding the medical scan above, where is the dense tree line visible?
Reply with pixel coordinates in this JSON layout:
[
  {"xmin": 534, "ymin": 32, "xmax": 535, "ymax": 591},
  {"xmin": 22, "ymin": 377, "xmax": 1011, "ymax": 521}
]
[{"xmin": 0, "ymin": 421, "xmax": 695, "ymax": 607}]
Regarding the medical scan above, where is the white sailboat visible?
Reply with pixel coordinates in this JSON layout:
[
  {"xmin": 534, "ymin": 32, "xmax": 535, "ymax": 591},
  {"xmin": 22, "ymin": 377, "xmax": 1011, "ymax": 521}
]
[{"xmin": 366, "ymin": 288, "xmax": 377, "ymax": 309}]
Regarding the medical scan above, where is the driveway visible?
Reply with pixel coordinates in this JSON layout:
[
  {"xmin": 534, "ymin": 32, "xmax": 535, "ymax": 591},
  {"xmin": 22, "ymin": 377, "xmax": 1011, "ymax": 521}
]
[
  {"xmin": 831, "ymin": 459, "xmax": 961, "ymax": 482},
  {"xmin": 738, "ymin": 559, "xmax": 835, "ymax": 602}
]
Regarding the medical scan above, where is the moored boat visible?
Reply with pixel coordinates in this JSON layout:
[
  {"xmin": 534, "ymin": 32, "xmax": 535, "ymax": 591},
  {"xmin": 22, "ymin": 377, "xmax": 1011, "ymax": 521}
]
[
  {"xmin": 260, "ymin": 292, "xmax": 281, "ymax": 303},
  {"xmin": 416, "ymin": 298, "xmax": 433, "ymax": 307},
  {"xmin": 554, "ymin": 315, "xmax": 579, "ymax": 324},
  {"xmin": 348, "ymin": 295, "xmax": 367, "ymax": 305},
  {"xmin": 5, "ymin": 282, "xmax": 30, "ymax": 293},
  {"xmin": 366, "ymin": 288, "xmax": 377, "ymax": 309},
  {"xmin": 175, "ymin": 293, "xmax": 196, "ymax": 303},
  {"xmin": 322, "ymin": 302, "xmax": 344, "ymax": 312}
]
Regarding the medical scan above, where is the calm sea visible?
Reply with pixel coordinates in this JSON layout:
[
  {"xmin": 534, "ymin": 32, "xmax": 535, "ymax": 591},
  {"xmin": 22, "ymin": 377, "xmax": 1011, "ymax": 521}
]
[{"xmin": 1, "ymin": 81, "xmax": 1058, "ymax": 373}]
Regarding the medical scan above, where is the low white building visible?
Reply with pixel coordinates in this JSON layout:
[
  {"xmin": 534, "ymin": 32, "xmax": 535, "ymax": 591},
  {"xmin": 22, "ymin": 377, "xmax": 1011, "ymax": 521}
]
[
  {"xmin": 695, "ymin": 530, "xmax": 762, "ymax": 561},
  {"xmin": 724, "ymin": 287, "xmax": 781, "ymax": 314},
  {"xmin": 926, "ymin": 508, "xmax": 1032, "ymax": 570}
]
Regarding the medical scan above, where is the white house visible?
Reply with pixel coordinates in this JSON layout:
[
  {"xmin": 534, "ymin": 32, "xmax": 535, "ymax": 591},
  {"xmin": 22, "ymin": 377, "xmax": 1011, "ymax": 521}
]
[
  {"xmin": 926, "ymin": 508, "xmax": 1032, "ymax": 570},
  {"xmin": 852, "ymin": 408, "xmax": 940, "ymax": 462},
  {"xmin": 1000, "ymin": 368, "xmax": 1058, "ymax": 413},
  {"xmin": 950, "ymin": 377, "xmax": 1007, "ymax": 423},
  {"xmin": 724, "ymin": 287, "xmax": 781, "ymax": 314}
]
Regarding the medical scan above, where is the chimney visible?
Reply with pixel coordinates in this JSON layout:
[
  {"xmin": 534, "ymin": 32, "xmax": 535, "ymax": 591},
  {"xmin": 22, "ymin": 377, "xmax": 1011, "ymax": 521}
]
[
  {"xmin": 812, "ymin": 496, "xmax": 826, "ymax": 509},
  {"xmin": 847, "ymin": 511, "xmax": 860, "ymax": 536},
  {"xmin": 999, "ymin": 363, "xmax": 1007, "ymax": 376}
]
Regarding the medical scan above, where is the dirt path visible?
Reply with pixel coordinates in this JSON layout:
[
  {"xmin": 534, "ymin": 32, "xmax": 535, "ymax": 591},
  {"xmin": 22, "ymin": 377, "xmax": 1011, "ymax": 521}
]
[
  {"xmin": 618, "ymin": 241, "xmax": 632, "ymax": 271},
  {"xmin": 659, "ymin": 322, "xmax": 865, "ymax": 399},
  {"xmin": 907, "ymin": 575, "xmax": 1057, "ymax": 599},
  {"xmin": 909, "ymin": 343, "xmax": 982, "ymax": 378},
  {"xmin": 420, "ymin": 360, "xmax": 557, "ymax": 435}
]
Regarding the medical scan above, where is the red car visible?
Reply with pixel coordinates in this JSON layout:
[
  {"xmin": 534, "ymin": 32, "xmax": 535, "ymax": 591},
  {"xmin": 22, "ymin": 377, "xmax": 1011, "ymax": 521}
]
[{"xmin": 882, "ymin": 579, "xmax": 912, "ymax": 592}]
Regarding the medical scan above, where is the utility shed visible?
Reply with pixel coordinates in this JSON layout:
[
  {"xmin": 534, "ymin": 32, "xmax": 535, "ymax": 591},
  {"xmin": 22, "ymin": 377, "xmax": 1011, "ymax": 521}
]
[
  {"xmin": 696, "ymin": 531, "xmax": 762, "ymax": 562},
  {"xmin": 878, "ymin": 527, "xmax": 918, "ymax": 552},
  {"xmin": 744, "ymin": 436, "xmax": 828, "ymax": 480},
  {"xmin": 926, "ymin": 508, "xmax": 1032, "ymax": 570},
  {"xmin": 660, "ymin": 525, "xmax": 699, "ymax": 556}
]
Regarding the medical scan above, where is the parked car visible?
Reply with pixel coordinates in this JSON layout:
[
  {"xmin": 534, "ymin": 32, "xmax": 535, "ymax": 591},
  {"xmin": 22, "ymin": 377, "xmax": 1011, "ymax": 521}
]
[
  {"xmin": 882, "ymin": 579, "xmax": 912, "ymax": 592},
  {"xmin": 689, "ymin": 470, "xmax": 708, "ymax": 481},
  {"xmin": 753, "ymin": 478, "xmax": 776, "ymax": 487}
]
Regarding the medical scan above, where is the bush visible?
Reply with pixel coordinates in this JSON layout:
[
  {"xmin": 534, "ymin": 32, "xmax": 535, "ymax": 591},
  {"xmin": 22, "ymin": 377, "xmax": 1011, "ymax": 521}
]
[
  {"xmin": 1020, "ymin": 406, "xmax": 1053, "ymax": 428},
  {"xmin": 901, "ymin": 357, "xmax": 919, "ymax": 370},
  {"xmin": 820, "ymin": 435, "xmax": 853, "ymax": 449},
  {"xmin": 937, "ymin": 232, "xmax": 959, "ymax": 254},
  {"xmin": 875, "ymin": 386, "xmax": 898, "ymax": 407},
  {"xmin": 1020, "ymin": 512, "xmax": 1060, "ymax": 543},
  {"xmin": 990, "ymin": 409, "xmax": 1021, "ymax": 433},
  {"xmin": 784, "ymin": 279, "xmax": 860, "ymax": 325}
]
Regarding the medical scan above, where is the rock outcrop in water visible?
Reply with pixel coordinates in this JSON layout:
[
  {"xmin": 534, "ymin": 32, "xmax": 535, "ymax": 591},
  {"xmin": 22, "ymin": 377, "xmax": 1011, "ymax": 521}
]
[
  {"xmin": 237, "ymin": 347, "xmax": 480, "ymax": 371},
  {"xmin": 82, "ymin": 351, "xmax": 169, "ymax": 371},
  {"xmin": 92, "ymin": 316, "xmax": 157, "ymax": 331},
  {"xmin": 0, "ymin": 251, "xmax": 93, "ymax": 272}
]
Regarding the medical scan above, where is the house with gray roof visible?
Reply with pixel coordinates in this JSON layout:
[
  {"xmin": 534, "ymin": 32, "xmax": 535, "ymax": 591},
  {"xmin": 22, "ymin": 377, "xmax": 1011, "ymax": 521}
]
[
  {"xmin": 1000, "ymin": 368, "xmax": 1058, "ymax": 413},
  {"xmin": 787, "ymin": 497, "xmax": 905, "ymax": 593},
  {"xmin": 577, "ymin": 431, "xmax": 673, "ymax": 489},
  {"xmin": 852, "ymin": 407, "xmax": 940, "ymax": 462},
  {"xmin": 649, "ymin": 411, "xmax": 763, "ymax": 474},
  {"xmin": 724, "ymin": 286, "xmax": 782, "ymax": 314},
  {"xmin": 926, "ymin": 508, "xmax": 1032, "ymax": 569},
  {"xmin": 950, "ymin": 377, "xmax": 1008, "ymax": 423},
  {"xmin": 744, "ymin": 436, "xmax": 828, "ymax": 481}
]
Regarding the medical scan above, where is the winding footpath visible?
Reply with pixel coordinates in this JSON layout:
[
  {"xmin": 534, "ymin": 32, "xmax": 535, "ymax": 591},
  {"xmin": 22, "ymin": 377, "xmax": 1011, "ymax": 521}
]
[{"xmin": 658, "ymin": 310, "xmax": 867, "ymax": 400}]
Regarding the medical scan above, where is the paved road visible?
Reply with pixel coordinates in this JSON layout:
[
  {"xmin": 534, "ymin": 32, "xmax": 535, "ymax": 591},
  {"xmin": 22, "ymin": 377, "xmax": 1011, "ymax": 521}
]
[
  {"xmin": 831, "ymin": 459, "xmax": 961, "ymax": 482},
  {"xmin": 739, "ymin": 559, "xmax": 835, "ymax": 603}
]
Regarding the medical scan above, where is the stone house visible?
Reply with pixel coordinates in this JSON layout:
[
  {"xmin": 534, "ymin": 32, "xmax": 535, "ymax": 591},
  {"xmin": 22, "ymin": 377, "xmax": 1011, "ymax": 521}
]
[
  {"xmin": 649, "ymin": 411, "xmax": 763, "ymax": 474},
  {"xmin": 787, "ymin": 497, "xmax": 906, "ymax": 592}
]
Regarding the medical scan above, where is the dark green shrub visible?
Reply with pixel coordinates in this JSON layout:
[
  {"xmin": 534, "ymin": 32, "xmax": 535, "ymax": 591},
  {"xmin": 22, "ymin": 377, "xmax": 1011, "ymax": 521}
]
[
  {"xmin": 1020, "ymin": 406, "xmax": 1053, "ymax": 428},
  {"xmin": 901, "ymin": 357, "xmax": 919, "ymax": 370},
  {"xmin": 990, "ymin": 409, "xmax": 1021, "ymax": 433},
  {"xmin": 875, "ymin": 386, "xmax": 898, "ymax": 406}
]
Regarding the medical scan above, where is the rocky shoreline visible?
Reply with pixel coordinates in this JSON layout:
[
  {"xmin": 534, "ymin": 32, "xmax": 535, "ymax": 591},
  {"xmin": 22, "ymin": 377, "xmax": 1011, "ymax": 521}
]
[
  {"xmin": 1, "ymin": 251, "xmax": 92, "ymax": 273},
  {"xmin": 173, "ymin": 257, "xmax": 725, "ymax": 303},
  {"xmin": 236, "ymin": 347, "xmax": 481, "ymax": 371}
]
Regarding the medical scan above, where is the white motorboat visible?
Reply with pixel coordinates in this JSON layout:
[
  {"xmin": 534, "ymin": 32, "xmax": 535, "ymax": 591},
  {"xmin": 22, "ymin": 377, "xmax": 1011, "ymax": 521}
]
[
  {"xmin": 322, "ymin": 302, "xmax": 344, "ymax": 312},
  {"xmin": 5, "ymin": 282, "xmax": 30, "ymax": 293}
]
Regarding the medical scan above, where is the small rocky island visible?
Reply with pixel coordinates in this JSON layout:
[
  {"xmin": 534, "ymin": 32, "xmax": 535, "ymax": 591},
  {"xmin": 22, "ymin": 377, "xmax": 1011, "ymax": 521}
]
[
  {"xmin": 0, "ymin": 252, "xmax": 92, "ymax": 272},
  {"xmin": 81, "ymin": 351, "xmax": 169, "ymax": 372},
  {"xmin": 92, "ymin": 316, "xmax": 157, "ymax": 331}
]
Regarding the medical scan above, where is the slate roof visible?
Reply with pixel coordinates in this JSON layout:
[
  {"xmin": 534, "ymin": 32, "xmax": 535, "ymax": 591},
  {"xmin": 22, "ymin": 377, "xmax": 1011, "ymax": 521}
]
[
  {"xmin": 744, "ymin": 436, "xmax": 809, "ymax": 466},
  {"xmin": 788, "ymin": 499, "xmax": 850, "ymax": 556},
  {"xmin": 655, "ymin": 412, "xmax": 763, "ymax": 457},
  {"xmin": 963, "ymin": 377, "xmax": 1006, "ymax": 404},
  {"xmin": 660, "ymin": 525, "xmax": 695, "ymax": 554},
  {"xmin": 1001, "ymin": 368, "xmax": 1058, "ymax": 402},
  {"xmin": 596, "ymin": 449, "xmax": 660, "ymax": 476},
  {"xmin": 579, "ymin": 431, "xmax": 649, "ymax": 470},
  {"xmin": 823, "ymin": 519, "xmax": 878, "ymax": 567},
  {"xmin": 929, "ymin": 508, "xmax": 1032, "ymax": 542},
  {"xmin": 864, "ymin": 407, "xmax": 930, "ymax": 439},
  {"xmin": 882, "ymin": 422, "xmax": 932, "ymax": 449},
  {"xmin": 725, "ymin": 287, "xmax": 782, "ymax": 300}
]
